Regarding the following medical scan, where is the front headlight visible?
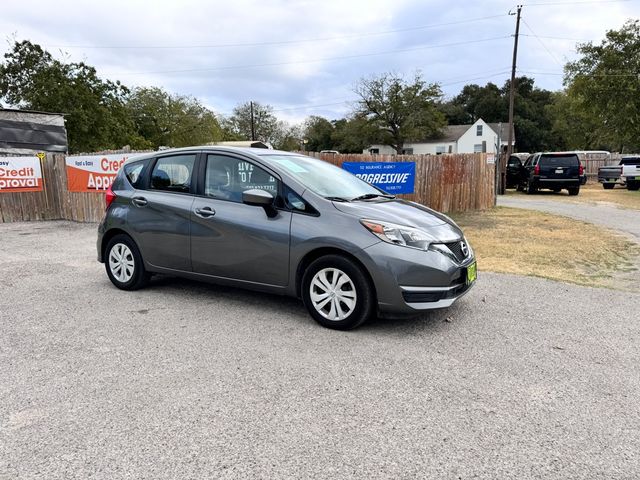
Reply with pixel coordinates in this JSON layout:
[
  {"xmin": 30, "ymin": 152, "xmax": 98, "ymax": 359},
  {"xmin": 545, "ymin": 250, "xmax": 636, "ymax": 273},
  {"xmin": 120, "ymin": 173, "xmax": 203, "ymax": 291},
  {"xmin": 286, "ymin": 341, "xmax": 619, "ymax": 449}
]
[{"xmin": 360, "ymin": 219, "xmax": 436, "ymax": 251}]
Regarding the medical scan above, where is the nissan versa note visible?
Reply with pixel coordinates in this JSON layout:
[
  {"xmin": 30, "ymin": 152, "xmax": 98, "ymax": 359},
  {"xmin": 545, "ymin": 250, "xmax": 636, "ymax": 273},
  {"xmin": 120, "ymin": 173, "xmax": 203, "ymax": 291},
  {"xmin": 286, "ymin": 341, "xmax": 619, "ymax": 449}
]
[{"xmin": 97, "ymin": 147, "xmax": 477, "ymax": 330}]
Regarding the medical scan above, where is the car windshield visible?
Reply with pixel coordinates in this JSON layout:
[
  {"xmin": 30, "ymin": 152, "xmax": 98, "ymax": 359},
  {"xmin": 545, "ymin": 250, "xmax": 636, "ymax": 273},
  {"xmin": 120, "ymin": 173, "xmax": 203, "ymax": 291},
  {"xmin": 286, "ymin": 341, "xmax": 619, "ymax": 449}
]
[
  {"xmin": 262, "ymin": 154, "xmax": 383, "ymax": 199},
  {"xmin": 540, "ymin": 155, "xmax": 579, "ymax": 167}
]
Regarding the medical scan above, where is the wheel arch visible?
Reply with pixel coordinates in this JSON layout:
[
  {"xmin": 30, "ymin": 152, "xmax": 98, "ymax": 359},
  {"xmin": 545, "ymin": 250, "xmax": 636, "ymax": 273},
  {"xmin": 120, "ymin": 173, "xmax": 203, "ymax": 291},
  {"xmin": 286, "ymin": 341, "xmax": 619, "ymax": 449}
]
[
  {"xmin": 295, "ymin": 247, "xmax": 377, "ymax": 301},
  {"xmin": 101, "ymin": 228, "xmax": 140, "ymax": 263}
]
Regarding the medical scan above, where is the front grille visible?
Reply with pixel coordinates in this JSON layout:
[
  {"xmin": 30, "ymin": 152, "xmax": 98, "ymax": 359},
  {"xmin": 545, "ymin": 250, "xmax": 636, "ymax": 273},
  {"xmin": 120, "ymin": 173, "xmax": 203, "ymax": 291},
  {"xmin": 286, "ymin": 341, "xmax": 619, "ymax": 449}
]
[{"xmin": 444, "ymin": 241, "xmax": 469, "ymax": 262}]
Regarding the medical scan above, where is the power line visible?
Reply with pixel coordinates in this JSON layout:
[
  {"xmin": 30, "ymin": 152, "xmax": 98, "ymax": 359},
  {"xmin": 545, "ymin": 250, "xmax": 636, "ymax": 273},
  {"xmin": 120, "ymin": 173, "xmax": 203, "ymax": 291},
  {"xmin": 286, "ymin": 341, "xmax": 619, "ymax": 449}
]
[
  {"xmin": 519, "ymin": 69, "xmax": 640, "ymax": 76},
  {"xmin": 522, "ymin": 0, "xmax": 632, "ymax": 6},
  {"xmin": 521, "ymin": 33, "xmax": 591, "ymax": 42},
  {"xmin": 108, "ymin": 36, "xmax": 510, "ymax": 76},
  {"xmin": 270, "ymin": 69, "xmax": 514, "ymax": 113},
  {"xmin": 440, "ymin": 69, "xmax": 513, "ymax": 86},
  {"xmin": 45, "ymin": 14, "xmax": 508, "ymax": 50},
  {"xmin": 521, "ymin": 18, "xmax": 564, "ymax": 66}
]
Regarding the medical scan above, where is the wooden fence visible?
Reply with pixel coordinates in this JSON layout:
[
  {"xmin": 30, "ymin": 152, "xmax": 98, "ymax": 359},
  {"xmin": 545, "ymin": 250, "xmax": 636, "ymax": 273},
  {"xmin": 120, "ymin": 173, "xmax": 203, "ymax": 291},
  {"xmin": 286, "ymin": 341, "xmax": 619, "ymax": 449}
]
[
  {"xmin": 302, "ymin": 152, "xmax": 495, "ymax": 213},
  {"xmin": 1, "ymin": 153, "xmax": 111, "ymax": 223},
  {"xmin": 581, "ymin": 154, "xmax": 619, "ymax": 179},
  {"xmin": 1, "ymin": 150, "xmax": 495, "ymax": 223}
]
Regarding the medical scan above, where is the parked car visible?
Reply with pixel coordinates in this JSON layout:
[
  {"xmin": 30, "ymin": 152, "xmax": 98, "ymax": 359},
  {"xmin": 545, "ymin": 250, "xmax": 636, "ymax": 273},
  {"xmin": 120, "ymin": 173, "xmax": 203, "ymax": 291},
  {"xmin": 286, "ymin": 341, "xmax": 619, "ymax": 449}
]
[
  {"xmin": 598, "ymin": 156, "xmax": 640, "ymax": 190},
  {"xmin": 506, "ymin": 155, "xmax": 524, "ymax": 189},
  {"xmin": 519, "ymin": 152, "xmax": 582, "ymax": 195},
  {"xmin": 97, "ymin": 147, "xmax": 477, "ymax": 330}
]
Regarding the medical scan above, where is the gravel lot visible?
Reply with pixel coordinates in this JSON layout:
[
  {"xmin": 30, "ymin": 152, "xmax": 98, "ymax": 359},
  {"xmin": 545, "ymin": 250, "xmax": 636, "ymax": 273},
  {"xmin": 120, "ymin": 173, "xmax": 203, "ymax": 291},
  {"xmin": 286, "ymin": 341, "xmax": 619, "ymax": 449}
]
[{"xmin": 1, "ymin": 221, "xmax": 639, "ymax": 479}]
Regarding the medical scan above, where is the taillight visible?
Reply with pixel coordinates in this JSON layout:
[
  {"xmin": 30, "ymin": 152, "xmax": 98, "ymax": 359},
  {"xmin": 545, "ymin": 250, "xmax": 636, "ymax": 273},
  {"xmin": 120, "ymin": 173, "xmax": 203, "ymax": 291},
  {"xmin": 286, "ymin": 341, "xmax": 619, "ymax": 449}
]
[
  {"xmin": 105, "ymin": 185, "xmax": 116, "ymax": 210},
  {"xmin": 579, "ymin": 164, "xmax": 584, "ymax": 175},
  {"xmin": 534, "ymin": 164, "xmax": 540, "ymax": 175}
]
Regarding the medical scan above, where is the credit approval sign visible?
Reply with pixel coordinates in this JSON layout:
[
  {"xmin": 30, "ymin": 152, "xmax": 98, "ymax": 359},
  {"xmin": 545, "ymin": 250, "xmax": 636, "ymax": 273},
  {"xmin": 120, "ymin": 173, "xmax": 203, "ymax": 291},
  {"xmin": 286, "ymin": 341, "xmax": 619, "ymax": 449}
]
[
  {"xmin": 0, "ymin": 157, "xmax": 44, "ymax": 193},
  {"xmin": 66, "ymin": 154, "xmax": 130, "ymax": 192},
  {"xmin": 342, "ymin": 161, "xmax": 415, "ymax": 194}
]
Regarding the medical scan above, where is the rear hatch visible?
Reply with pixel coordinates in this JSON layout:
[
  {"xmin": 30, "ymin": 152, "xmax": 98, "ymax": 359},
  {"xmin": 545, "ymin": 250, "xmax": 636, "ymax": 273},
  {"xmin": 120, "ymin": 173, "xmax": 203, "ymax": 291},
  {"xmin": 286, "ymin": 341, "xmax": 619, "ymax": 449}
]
[{"xmin": 538, "ymin": 154, "xmax": 580, "ymax": 179}]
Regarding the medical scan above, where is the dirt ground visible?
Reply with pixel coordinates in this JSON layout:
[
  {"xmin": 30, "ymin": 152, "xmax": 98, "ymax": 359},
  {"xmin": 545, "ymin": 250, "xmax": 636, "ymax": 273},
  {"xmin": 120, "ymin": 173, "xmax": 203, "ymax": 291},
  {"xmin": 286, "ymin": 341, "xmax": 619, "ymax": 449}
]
[{"xmin": 452, "ymin": 206, "xmax": 640, "ymax": 290}]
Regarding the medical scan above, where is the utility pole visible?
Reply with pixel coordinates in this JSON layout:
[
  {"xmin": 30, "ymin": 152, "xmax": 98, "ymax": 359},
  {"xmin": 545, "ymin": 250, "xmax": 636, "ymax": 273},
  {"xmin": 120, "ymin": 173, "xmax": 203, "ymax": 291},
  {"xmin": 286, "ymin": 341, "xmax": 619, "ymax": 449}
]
[
  {"xmin": 495, "ymin": 122, "xmax": 502, "ymax": 204},
  {"xmin": 250, "ymin": 101, "xmax": 256, "ymax": 141},
  {"xmin": 502, "ymin": 4, "xmax": 522, "ymax": 195}
]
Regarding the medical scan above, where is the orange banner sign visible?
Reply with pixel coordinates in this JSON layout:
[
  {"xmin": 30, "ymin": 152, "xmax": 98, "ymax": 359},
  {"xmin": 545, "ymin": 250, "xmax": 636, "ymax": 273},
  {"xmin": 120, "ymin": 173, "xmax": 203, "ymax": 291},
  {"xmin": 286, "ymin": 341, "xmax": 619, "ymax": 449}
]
[
  {"xmin": 66, "ymin": 154, "xmax": 133, "ymax": 192},
  {"xmin": 0, "ymin": 157, "xmax": 44, "ymax": 193}
]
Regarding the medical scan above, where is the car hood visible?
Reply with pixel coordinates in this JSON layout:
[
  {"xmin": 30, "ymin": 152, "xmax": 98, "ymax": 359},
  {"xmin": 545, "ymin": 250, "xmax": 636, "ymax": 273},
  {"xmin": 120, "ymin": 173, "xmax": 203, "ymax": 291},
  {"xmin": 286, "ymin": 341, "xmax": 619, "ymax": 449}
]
[{"xmin": 332, "ymin": 198, "xmax": 464, "ymax": 242}]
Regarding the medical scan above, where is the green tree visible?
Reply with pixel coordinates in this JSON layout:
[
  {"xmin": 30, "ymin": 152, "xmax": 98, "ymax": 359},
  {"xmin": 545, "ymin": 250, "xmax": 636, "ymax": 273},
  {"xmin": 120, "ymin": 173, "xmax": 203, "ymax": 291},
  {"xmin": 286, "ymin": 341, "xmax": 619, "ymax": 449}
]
[
  {"xmin": 0, "ymin": 40, "xmax": 141, "ymax": 152},
  {"xmin": 353, "ymin": 72, "xmax": 445, "ymax": 153},
  {"xmin": 564, "ymin": 19, "xmax": 640, "ymax": 152},
  {"xmin": 438, "ymin": 77, "xmax": 560, "ymax": 152},
  {"xmin": 331, "ymin": 116, "xmax": 380, "ymax": 153},
  {"xmin": 224, "ymin": 101, "xmax": 281, "ymax": 145},
  {"xmin": 302, "ymin": 115, "xmax": 334, "ymax": 151},
  {"xmin": 127, "ymin": 87, "xmax": 222, "ymax": 149},
  {"xmin": 441, "ymin": 82, "xmax": 504, "ymax": 124}
]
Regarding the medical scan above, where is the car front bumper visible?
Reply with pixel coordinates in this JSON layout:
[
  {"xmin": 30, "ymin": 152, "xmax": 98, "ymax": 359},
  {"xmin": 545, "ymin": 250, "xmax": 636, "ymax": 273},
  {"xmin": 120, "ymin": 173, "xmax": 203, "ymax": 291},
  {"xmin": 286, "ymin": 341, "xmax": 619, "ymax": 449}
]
[{"xmin": 361, "ymin": 241, "xmax": 476, "ymax": 315}]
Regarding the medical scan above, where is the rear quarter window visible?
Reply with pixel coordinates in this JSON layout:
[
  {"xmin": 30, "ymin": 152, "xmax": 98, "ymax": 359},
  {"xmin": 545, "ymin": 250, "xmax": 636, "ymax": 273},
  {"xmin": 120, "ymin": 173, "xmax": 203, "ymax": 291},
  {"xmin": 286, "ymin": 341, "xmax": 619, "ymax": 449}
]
[
  {"xmin": 123, "ymin": 161, "xmax": 147, "ymax": 188},
  {"xmin": 540, "ymin": 155, "xmax": 579, "ymax": 167}
]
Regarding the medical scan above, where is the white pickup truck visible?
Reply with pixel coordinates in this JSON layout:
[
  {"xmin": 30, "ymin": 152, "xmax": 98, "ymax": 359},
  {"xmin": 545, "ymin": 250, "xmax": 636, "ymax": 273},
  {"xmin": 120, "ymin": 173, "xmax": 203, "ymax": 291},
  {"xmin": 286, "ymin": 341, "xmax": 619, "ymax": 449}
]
[{"xmin": 598, "ymin": 156, "xmax": 640, "ymax": 191}]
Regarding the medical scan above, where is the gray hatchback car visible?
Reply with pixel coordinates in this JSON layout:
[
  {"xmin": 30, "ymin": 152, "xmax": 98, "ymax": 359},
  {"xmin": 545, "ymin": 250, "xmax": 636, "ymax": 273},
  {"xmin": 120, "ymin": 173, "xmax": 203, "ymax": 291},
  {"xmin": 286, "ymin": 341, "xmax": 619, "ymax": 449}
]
[{"xmin": 98, "ymin": 147, "xmax": 476, "ymax": 330}]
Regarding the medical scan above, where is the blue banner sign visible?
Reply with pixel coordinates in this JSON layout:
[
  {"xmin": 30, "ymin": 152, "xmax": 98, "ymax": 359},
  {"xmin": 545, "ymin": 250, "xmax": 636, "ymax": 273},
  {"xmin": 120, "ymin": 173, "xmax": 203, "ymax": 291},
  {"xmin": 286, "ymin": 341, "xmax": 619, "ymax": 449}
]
[{"xmin": 342, "ymin": 161, "xmax": 415, "ymax": 194}]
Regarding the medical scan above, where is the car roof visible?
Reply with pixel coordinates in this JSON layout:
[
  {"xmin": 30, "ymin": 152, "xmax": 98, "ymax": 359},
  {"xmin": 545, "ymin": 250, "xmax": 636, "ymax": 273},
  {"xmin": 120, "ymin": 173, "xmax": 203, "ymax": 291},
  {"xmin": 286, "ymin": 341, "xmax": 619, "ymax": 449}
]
[{"xmin": 124, "ymin": 146, "xmax": 299, "ymax": 164}]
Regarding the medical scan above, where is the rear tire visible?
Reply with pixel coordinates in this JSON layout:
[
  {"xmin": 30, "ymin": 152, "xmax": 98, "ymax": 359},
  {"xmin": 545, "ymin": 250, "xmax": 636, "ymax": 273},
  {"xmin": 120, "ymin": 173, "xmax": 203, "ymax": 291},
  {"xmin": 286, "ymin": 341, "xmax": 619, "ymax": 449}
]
[
  {"xmin": 526, "ymin": 180, "xmax": 537, "ymax": 194},
  {"xmin": 603, "ymin": 183, "xmax": 615, "ymax": 190},
  {"xmin": 568, "ymin": 186, "xmax": 580, "ymax": 196},
  {"xmin": 105, "ymin": 234, "xmax": 150, "ymax": 290},
  {"xmin": 628, "ymin": 181, "xmax": 640, "ymax": 191},
  {"xmin": 301, "ymin": 255, "xmax": 375, "ymax": 330}
]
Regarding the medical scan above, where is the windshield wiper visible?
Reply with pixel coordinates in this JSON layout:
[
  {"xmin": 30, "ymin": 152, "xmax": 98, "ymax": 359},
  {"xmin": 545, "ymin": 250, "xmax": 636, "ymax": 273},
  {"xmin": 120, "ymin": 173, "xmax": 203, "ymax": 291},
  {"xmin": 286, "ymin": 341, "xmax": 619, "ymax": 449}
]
[
  {"xmin": 325, "ymin": 196, "xmax": 351, "ymax": 202},
  {"xmin": 351, "ymin": 193, "xmax": 396, "ymax": 201}
]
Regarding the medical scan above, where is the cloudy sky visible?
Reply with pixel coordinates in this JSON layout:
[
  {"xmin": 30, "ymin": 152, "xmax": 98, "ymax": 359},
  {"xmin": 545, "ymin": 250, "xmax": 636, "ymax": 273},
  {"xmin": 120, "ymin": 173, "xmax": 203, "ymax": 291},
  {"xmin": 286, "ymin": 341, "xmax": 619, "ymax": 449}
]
[{"xmin": 1, "ymin": 0, "xmax": 638, "ymax": 123}]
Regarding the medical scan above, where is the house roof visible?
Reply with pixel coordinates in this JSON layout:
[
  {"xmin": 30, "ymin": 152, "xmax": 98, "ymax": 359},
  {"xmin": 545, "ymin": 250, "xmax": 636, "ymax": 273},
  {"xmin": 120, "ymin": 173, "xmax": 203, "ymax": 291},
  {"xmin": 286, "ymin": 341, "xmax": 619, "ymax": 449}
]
[
  {"xmin": 422, "ymin": 121, "xmax": 515, "ymax": 143},
  {"xmin": 0, "ymin": 109, "xmax": 68, "ymax": 152},
  {"xmin": 0, "ymin": 107, "xmax": 65, "ymax": 116}
]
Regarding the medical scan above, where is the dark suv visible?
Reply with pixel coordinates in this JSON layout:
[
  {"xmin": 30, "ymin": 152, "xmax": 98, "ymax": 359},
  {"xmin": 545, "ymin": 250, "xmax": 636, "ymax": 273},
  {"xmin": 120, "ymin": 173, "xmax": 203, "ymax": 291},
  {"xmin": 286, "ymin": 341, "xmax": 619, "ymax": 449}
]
[{"xmin": 520, "ymin": 152, "xmax": 582, "ymax": 195}]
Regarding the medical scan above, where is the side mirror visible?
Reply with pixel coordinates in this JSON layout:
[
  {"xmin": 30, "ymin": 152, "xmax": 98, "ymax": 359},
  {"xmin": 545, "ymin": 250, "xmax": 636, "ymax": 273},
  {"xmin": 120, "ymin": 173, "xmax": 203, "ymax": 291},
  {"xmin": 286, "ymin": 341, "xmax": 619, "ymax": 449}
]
[{"xmin": 242, "ymin": 188, "xmax": 274, "ymax": 206}]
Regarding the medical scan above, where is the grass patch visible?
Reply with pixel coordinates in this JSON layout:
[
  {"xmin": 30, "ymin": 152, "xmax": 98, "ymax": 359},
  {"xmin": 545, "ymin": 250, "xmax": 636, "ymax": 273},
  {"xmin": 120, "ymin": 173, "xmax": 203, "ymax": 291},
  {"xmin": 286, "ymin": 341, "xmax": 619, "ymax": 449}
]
[
  {"xmin": 452, "ymin": 207, "xmax": 640, "ymax": 289},
  {"xmin": 506, "ymin": 183, "xmax": 640, "ymax": 210}
]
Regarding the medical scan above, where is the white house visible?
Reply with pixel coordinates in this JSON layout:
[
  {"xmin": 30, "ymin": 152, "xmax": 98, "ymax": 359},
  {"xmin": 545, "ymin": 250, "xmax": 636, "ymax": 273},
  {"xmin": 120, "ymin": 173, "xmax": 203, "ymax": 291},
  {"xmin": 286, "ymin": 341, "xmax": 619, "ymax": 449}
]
[{"xmin": 364, "ymin": 119, "xmax": 515, "ymax": 155}]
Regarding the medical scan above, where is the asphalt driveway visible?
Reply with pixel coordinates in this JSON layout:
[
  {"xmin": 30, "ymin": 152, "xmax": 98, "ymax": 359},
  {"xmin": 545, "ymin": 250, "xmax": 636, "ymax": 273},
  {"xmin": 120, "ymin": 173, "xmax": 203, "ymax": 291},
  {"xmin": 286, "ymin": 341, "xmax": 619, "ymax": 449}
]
[{"xmin": 1, "ymin": 221, "xmax": 639, "ymax": 479}]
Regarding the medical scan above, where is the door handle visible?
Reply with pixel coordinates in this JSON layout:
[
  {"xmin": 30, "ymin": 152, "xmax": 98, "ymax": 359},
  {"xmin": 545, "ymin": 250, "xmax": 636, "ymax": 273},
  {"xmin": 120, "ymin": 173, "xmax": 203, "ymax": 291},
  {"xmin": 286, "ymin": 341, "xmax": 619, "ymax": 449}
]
[
  {"xmin": 194, "ymin": 206, "xmax": 216, "ymax": 218},
  {"xmin": 132, "ymin": 196, "xmax": 148, "ymax": 207}
]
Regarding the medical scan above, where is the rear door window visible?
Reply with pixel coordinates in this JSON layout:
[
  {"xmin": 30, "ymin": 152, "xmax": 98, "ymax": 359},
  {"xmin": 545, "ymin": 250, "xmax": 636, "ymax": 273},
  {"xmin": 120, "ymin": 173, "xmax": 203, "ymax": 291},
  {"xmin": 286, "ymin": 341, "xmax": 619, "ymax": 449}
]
[{"xmin": 150, "ymin": 154, "xmax": 197, "ymax": 193}]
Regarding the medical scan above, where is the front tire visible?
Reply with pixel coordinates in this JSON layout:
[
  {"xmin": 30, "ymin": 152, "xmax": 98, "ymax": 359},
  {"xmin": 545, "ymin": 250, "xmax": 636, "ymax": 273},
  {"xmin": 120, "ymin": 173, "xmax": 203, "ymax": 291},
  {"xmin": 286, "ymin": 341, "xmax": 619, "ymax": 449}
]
[
  {"xmin": 628, "ymin": 181, "xmax": 640, "ymax": 191},
  {"xmin": 301, "ymin": 255, "xmax": 375, "ymax": 330},
  {"xmin": 603, "ymin": 183, "xmax": 614, "ymax": 190},
  {"xmin": 105, "ymin": 234, "xmax": 150, "ymax": 290}
]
